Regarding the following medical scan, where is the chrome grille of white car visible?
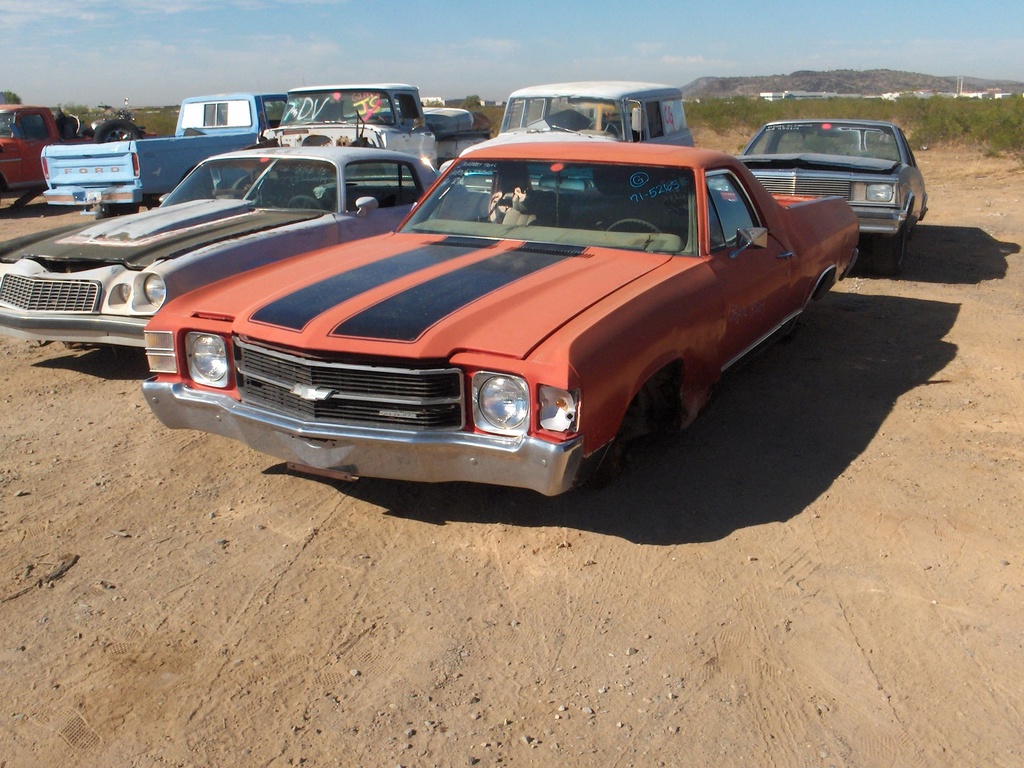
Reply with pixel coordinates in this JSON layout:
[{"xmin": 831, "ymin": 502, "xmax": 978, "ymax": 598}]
[
  {"xmin": 0, "ymin": 274, "xmax": 101, "ymax": 312},
  {"xmin": 752, "ymin": 173, "xmax": 852, "ymax": 200},
  {"xmin": 235, "ymin": 339, "xmax": 465, "ymax": 429}
]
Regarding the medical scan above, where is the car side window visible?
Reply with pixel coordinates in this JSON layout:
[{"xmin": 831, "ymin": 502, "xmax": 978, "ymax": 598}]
[
  {"xmin": 395, "ymin": 93, "xmax": 422, "ymax": 124},
  {"xmin": 20, "ymin": 113, "xmax": 49, "ymax": 140},
  {"xmin": 346, "ymin": 162, "xmax": 422, "ymax": 210},
  {"xmin": 645, "ymin": 101, "xmax": 663, "ymax": 139},
  {"xmin": 706, "ymin": 173, "xmax": 757, "ymax": 250}
]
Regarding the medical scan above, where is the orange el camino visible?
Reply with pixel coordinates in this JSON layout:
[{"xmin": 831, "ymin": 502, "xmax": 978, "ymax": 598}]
[{"xmin": 142, "ymin": 142, "xmax": 858, "ymax": 495}]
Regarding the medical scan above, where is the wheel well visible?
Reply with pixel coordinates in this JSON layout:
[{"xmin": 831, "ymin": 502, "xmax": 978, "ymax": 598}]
[
  {"xmin": 811, "ymin": 265, "xmax": 838, "ymax": 300},
  {"xmin": 619, "ymin": 360, "xmax": 684, "ymax": 443}
]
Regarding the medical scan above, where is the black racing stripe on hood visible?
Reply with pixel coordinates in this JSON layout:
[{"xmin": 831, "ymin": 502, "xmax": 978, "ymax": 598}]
[
  {"xmin": 331, "ymin": 242, "xmax": 586, "ymax": 342},
  {"xmin": 249, "ymin": 237, "xmax": 491, "ymax": 330}
]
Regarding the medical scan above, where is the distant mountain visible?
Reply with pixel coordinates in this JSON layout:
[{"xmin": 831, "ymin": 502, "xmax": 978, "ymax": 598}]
[{"xmin": 680, "ymin": 69, "xmax": 1024, "ymax": 98}]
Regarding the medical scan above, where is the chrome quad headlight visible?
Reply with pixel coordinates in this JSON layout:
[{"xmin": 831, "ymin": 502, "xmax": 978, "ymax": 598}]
[
  {"xmin": 473, "ymin": 372, "xmax": 529, "ymax": 436},
  {"xmin": 186, "ymin": 332, "xmax": 230, "ymax": 388}
]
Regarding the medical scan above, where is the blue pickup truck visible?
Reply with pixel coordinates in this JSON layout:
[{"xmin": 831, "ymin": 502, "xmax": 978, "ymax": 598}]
[{"xmin": 41, "ymin": 92, "xmax": 286, "ymax": 215}]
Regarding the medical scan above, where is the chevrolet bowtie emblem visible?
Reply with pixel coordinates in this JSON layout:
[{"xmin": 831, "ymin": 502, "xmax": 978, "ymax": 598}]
[{"xmin": 290, "ymin": 384, "xmax": 335, "ymax": 401}]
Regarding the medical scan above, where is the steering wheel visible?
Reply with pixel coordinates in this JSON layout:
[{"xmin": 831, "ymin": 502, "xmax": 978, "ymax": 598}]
[
  {"xmin": 606, "ymin": 218, "xmax": 661, "ymax": 233},
  {"xmin": 604, "ymin": 122, "xmax": 622, "ymax": 138},
  {"xmin": 287, "ymin": 195, "xmax": 321, "ymax": 210}
]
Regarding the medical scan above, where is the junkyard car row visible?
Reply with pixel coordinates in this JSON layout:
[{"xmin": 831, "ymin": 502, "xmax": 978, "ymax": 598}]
[{"xmin": 2, "ymin": 81, "xmax": 924, "ymax": 493}]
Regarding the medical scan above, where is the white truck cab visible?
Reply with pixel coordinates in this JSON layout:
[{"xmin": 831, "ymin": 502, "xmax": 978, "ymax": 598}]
[
  {"xmin": 471, "ymin": 81, "xmax": 693, "ymax": 153},
  {"xmin": 267, "ymin": 84, "xmax": 438, "ymax": 166}
]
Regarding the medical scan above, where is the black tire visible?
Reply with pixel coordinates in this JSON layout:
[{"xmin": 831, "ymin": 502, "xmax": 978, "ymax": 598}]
[
  {"xmin": 93, "ymin": 119, "xmax": 143, "ymax": 143},
  {"xmin": 872, "ymin": 225, "xmax": 907, "ymax": 277}
]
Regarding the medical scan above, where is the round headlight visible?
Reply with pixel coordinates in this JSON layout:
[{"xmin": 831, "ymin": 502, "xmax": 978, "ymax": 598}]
[
  {"xmin": 187, "ymin": 332, "xmax": 229, "ymax": 387},
  {"xmin": 142, "ymin": 274, "xmax": 167, "ymax": 307},
  {"xmin": 476, "ymin": 374, "xmax": 529, "ymax": 434}
]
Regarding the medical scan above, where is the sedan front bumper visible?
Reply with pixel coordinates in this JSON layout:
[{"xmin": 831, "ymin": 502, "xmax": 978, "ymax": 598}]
[
  {"xmin": 0, "ymin": 307, "xmax": 148, "ymax": 346},
  {"xmin": 142, "ymin": 380, "xmax": 586, "ymax": 496},
  {"xmin": 852, "ymin": 205, "xmax": 908, "ymax": 236}
]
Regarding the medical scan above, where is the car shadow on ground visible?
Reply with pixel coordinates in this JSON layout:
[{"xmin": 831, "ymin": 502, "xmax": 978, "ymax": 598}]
[
  {"xmin": 896, "ymin": 224, "xmax": 1016, "ymax": 284},
  {"xmin": 32, "ymin": 345, "xmax": 149, "ymax": 381},
  {"xmin": 0, "ymin": 198, "xmax": 80, "ymax": 221},
  {"xmin": 282, "ymin": 292, "xmax": 961, "ymax": 545}
]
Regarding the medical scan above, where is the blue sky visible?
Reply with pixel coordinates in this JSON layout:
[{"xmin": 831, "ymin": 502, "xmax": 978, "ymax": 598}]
[{"xmin": 4, "ymin": 0, "xmax": 1023, "ymax": 107}]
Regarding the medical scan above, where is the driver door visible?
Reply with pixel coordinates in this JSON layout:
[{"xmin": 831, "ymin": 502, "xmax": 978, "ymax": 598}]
[{"xmin": 703, "ymin": 170, "xmax": 795, "ymax": 371}]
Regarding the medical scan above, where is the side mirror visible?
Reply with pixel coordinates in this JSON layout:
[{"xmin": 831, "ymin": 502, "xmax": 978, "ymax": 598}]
[
  {"xmin": 354, "ymin": 196, "xmax": 379, "ymax": 217},
  {"xmin": 729, "ymin": 226, "xmax": 769, "ymax": 259}
]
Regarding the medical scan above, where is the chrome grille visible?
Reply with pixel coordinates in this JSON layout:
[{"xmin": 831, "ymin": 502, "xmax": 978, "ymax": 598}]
[
  {"xmin": 0, "ymin": 274, "xmax": 101, "ymax": 313},
  {"xmin": 236, "ymin": 340, "xmax": 465, "ymax": 430},
  {"xmin": 752, "ymin": 173, "xmax": 852, "ymax": 200}
]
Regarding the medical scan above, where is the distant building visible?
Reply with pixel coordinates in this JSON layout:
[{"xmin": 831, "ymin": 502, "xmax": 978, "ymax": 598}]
[{"xmin": 759, "ymin": 91, "xmax": 840, "ymax": 101}]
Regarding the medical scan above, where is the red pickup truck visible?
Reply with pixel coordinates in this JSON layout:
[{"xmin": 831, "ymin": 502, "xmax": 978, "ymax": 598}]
[{"xmin": 0, "ymin": 105, "xmax": 86, "ymax": 207}]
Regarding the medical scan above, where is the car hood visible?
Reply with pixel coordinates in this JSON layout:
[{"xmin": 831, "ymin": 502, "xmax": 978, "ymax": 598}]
[
  {"xmin": 176, "ymin": 233, "xmax": 676, "ymax": 361},
  {"xmin": 741, "ymin": 153, "xmax": 899, "ymax": 174},
  {"xmin": 0, "ymin": 199, "xmax": 322, "ymax": 269}
]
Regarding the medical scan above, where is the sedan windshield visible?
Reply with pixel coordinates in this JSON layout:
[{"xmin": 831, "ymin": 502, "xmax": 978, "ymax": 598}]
[
  {"xmin": 747, "ymin": 122, "xmax": 902, "ymax": 162},
  {"xmin": 162, "ymin": 157, "xmax": 340, "ymax": 211},
  {"xmin": 402, "ymin": 159, "xmax": 696, "ymax": 255}
]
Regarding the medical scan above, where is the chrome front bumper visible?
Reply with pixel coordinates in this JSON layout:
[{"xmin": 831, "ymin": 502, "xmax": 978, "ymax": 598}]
[
  {"xmin": 0, "ymin": 308, "xmax": 148, "ymax": 346},
  {"xmin": 853, "ymin": 206, "xmax": 908, "ymax": 236},
  {"xmin": 142, "ymin": 380, "xmax": 586, "ymax": 496}
]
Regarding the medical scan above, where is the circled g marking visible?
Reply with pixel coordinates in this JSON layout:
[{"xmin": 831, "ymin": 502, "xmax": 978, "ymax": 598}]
[{"xmin": 630, "ymin": 172, "xmax": 650, "ymax": 188}]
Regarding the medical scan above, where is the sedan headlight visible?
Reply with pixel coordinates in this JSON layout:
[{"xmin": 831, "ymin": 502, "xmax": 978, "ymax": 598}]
[
  {"xmin": 860, "ymin": 182, "xmax": 892, "ymax": 202},
  {"xmin": 473, "ymin": 373, "xmax": 529, "ymax": 435},
  {"xmin": 141, "ymin": 274, "xmax": 167, "ymax": 308},
  {"xmin": 186, "ymin": 332, "xmax": 229, "ymax": 388}
]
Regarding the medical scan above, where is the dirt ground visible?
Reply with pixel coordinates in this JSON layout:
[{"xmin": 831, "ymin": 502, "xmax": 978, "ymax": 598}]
[{"xmin": 1, "ymin": 140, "xmax": 1022, "ymax": 768}]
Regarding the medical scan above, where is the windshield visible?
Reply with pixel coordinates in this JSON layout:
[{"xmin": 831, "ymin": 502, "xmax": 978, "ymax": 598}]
[
  {"xmin": 279, "ymin": 90, "xmax": 396, "ymax": 127},
  {"xmin": 402, "ymin": 159, "xmax": 696, "ymax": 255},
  {"xmin": 502, "ymin": 97, "xmax": 624, "ymax": 138},
  {"xmin": 747, "ymin": 122, "xmax": 903, "ymax": 162},
  {"xmin": 163, "ymin": 156, "xmax": 340, "ymax": 211}
]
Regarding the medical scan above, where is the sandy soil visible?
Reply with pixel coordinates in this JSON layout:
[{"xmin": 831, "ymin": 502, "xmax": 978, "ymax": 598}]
[{"xmin": 1, "ymin": 142, "xmax": 1022, "ymax": 768}]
